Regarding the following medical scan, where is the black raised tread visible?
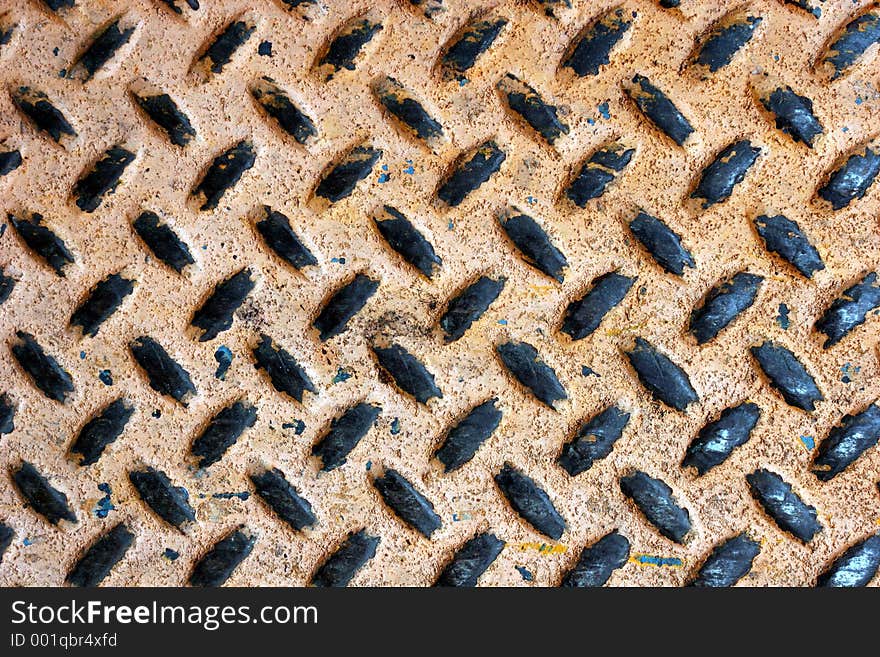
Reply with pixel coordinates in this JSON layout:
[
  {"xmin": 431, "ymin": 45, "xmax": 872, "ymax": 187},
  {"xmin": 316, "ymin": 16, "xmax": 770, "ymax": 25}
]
[{"xmin": 494, "ymin": 462, "xmax": 565, "ymax": 540}]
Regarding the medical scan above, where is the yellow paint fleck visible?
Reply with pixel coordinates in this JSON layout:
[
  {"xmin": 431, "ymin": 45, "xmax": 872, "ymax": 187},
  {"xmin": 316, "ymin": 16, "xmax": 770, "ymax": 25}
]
[
  {"xmin": 515, "ymin": 541, "xmax": 567, "ymax": 554},
  {"xmin": 605, "ymin": 322, "xmax": 648, "ymax": 336}
]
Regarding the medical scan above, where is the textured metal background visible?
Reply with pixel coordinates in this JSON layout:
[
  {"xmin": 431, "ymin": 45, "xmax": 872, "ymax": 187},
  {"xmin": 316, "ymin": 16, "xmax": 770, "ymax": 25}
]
[{"xmin": 0, "ymin": 0, "xmax": 879, "ymax": 586}]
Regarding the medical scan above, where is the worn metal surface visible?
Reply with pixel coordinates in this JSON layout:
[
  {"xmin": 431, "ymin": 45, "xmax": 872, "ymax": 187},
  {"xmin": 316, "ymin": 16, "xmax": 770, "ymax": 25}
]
[{"xmin": 0, "ymin": 0, "xmax": 879, "ymax": 586}]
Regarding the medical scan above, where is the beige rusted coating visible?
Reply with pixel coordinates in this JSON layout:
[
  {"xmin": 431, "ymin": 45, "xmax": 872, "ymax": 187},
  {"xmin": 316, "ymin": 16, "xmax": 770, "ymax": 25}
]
[{"xmin": 0, "ymin": 0, "xmax": 878, "ymax": 586}]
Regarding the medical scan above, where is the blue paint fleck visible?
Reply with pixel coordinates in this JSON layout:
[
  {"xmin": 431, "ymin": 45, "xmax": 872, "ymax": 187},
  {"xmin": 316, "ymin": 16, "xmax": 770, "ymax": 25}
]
[
  {"xmin": 587, "ymin": 117, "xmax": 595, "ymax": 125},
  {"xmin": 515, "ymin": 565, "xmax": 534, "ymax": 582},
  {"xmin": 94, "ymin": 483, "xmax": 114, "ymax": 518},
  {"xmin": 332, "ymin": 367, "xmax": 352, "ymax": 383},
  {"xmin": 526, "ymin": 196, "xmax": 537, "ymax": 205},
  {"xmin": 330, "ymin": 257, "xmax": 346, "ymax": 264},
  {"xmin": 598, "ymin": 102, "xmax": 611, "ymax": 120},
  {"xmin": 378, "ymin": 173, "xmax": 390, "ymax": 183},
  {"xmin": 53, "ymin": 47, "xmax": 59, "ymax": 56},
  {"xmin": 447, "ymin": 219, "xmax": 454, "ymax": 231},
  {"xmin": 58, "ymin": 68, "xmax": 66, "ymax": 78},
  {"xmin": 212, "ymin": 491, "xmax": 250, "ymax": 501},
  {"xmin": 163, "ymin": 548, "xmax": 179, "ymax": 561},
  {"xmin": 390, "ymin": 417, "xmax": 401, "ymax": 435},
  {"xmin": 152, "ymin": 409, "xmax": 161, "ymax": 418},
  {"xmin": 79, "ymin": 351, "xmax": 86, "ymax": 360},
  {"xmin": 403, "ymin": 160, "xmax": 415, "ymax": 175},
  {"xmin": 842, "ymin": 126, "xmax": 850, "ymax": 132},
  {"xmin": 0, "ymin": 224, "xmax": 5, "ymax": 238},
  {"xmin": 202, "ymin": 244, "xmax": 208, "ymax": 250},
  {"xmin": 776, "ymin": 303, "xmax": 790, "ymax": 330},
  {"xmin": 638, "ymin": 285, "xmax": 647, "ymax": 296},
  {"xmin": 581, "ymin": 365, "xmax": 600, "ymax": 377},
  {"xmin": 458, "ymin": 77, "xmax": 468, "ymax": 87},
  {"xmin": 840, "ymin": 362, "xmax": 860, "ymax": 384},
  {"xmin": 773, "ymin": 54, "xmax": 780, "ymax": 62},
  {"xmin": 98, "ymin": 370, "xmax": 113, "ymax": 386},
  {"xmin": 856, "ymin": 96, "xmax": 863, "ymax": 105},
  {"xmin": 258, "ymin": 40, "xmax": 272, "ymax": 56},
  {"xmin": 283, "ymin": 419, "xmax": 306, "ymax": 435},
  {"xmin": 497, "ymin": 319, "xmax": 508, "ymax": 325},
  {"xmin": 800, "ymin": 435, "xmax": 815, "ymax": 451},
  {"xmin": 189, "ymin": 466, "xmax": 208, "ymax": 480},
  {"xmin": 365, "ymin": 460, "xmax": 372, "ymax": 471},
  {"xmin": 22, "ymin": 537, "xmax": 33, "ymax": 546},
  {"xmin": 214, "ymin": 345, "xmax": 233, "ymax": 380},
  {"xmin": 633, "ymin": 554, "xmax": 682, "ymax": 567}
]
